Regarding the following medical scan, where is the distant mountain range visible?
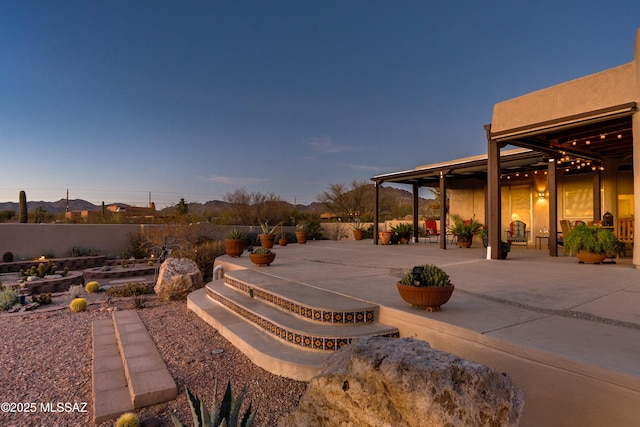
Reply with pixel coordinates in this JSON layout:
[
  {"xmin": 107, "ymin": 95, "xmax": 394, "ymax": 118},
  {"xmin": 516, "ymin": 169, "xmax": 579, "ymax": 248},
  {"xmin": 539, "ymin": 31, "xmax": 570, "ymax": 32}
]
[{"xmin": 0, "ymin": 186, "xmax": 432, "ymax": 215}]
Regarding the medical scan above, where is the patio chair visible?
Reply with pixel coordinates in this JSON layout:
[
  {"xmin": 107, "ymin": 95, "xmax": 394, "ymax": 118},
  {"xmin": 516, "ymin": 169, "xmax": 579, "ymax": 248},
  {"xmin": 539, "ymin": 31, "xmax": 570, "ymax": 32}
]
[
  {"xmin": 506, "ymin": 220, "xmax": 529, "ymax": 248},
  {"xmin": 558, "ymin": 219, "xmax": 572, "ymax": 255},
  {"xmin": 615, "ymin": 217, "xmax": 634, "ymax": 257},
  {"xmin": 424, "ymin": 219, "xmax": 440, "ymax": 243}
]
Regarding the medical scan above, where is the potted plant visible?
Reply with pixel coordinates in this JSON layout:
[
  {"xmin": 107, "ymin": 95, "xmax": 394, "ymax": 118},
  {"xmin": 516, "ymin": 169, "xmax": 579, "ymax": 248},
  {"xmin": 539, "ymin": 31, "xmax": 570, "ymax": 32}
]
[
  {"xmin": 390, "ymin": 223, "xmax": 413, "ymax": 244},
  {"xmin": 249, "ymin": 247, "xmax": 276, "ymax": 266},
  {"xmin": 480, "ymin": 229, "xmax": 511, "ymax": 259},
  {"xmin": 378, "ymin": 224, "xmax": 392, "ymax": 245},
  {"xmin": 259, "ymin": 221, "xmax": 280, "ymax": 248},
  {"xmin": 352, "ymin": 218, "xmax": 365, "ymax": 240},
  {"xmin": 279, "ymin": 225, "xmax": 288, "ymax": 246},
  {"xmin": 295, "ymin": 224, "xmax": 308, "ymax": 244},
  {"xmin": 565, "ymin": 224, "xmax": 619, "ymax": 264},
  {"xmin": 448, "ymin": 214, "xmax": 483, "ymax": 248},
  {"xmin": 396, "ymin": 264, "xmax": 454, "ymax": 311},
  {"xmin": 500, "ymin": 241, "xmax": 511, "ymax": 259},
  {"xmin": 225, "ymin": 228, "xmax": 246, "ymax": 258}
]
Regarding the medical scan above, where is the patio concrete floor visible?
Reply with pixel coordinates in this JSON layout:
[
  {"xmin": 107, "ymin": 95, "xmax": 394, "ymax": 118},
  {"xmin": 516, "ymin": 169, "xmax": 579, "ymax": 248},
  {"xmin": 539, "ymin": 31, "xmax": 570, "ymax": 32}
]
[{"xmin": 209, "ymin": 239, "xmax": 640, "ymax": 427}]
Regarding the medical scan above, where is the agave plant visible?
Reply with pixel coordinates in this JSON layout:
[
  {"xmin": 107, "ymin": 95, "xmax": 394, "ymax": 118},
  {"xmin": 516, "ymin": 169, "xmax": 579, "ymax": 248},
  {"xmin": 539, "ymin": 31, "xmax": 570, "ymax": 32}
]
[{"xmin": 171, "ymin": 379, "xmax": 257, "ymax": 427}]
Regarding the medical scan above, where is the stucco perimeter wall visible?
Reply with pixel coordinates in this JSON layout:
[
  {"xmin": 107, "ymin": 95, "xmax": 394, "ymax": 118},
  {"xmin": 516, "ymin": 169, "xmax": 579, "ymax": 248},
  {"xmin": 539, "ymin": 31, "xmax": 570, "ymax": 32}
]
[
  {"xmin": 0, "ymin": 224, "xmax": 148, "ymax": 259},
  {"xmin": 491, "ymin": 62, "xmax": 637, "ymax": 133}
]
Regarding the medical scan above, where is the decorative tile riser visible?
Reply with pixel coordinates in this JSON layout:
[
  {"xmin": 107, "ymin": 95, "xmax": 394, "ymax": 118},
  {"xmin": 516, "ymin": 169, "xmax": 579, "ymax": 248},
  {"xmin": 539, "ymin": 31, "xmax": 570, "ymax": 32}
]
[
  {"xmin": 224, "ymin": 276, "xmax": 375, "ymax": 324},
  {"xmin": 206, "ymin": 287, "xmax": 398, "ymax": 352}
]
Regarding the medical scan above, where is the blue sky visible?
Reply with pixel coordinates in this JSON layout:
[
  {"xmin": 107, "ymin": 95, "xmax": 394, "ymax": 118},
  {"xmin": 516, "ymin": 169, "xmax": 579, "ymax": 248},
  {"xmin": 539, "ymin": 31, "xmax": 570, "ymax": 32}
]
[{"xmin": 2, "ymin": 1, "xmax": 639, "ymax": 208}]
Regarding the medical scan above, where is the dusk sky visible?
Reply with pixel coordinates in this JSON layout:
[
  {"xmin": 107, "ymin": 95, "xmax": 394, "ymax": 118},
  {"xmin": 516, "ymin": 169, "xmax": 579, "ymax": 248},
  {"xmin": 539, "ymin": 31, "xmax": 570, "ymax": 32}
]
[{"xmin": 2, "ymin": 1, "xmax": 639, "ymax": 208}]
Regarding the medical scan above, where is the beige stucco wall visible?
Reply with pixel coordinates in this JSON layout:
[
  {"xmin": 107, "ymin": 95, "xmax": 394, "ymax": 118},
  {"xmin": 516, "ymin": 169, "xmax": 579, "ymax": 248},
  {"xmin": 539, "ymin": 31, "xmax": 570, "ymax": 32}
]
[
  {"xmin": 491, "ymin": 62, "xmax": 636, "ymax": 133},
  {"xmin": 0, "ymin": 224, "xmax": 147, "ymax": 259}
]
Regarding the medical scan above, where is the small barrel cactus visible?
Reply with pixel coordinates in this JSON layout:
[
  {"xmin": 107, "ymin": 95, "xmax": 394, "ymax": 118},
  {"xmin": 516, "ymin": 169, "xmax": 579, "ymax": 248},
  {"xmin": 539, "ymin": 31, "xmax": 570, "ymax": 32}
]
[
  {"xmin": 114, "ymin": 412, "xmax": 140, "ymax": 427},
  {"xmin": 85, "ymin": 281, "xmax": 100, "ymax": 293},
  {"xmin": 69, "ymin": 298, "xmax": 88, "ymax": 313}
]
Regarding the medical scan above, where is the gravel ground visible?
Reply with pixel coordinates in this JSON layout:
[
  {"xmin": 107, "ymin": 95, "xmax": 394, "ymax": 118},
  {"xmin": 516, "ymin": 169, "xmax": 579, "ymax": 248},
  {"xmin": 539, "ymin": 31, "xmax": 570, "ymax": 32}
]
[{"xmin": 0, "ymin": 291, "xmax": 307, "ymax": 427}]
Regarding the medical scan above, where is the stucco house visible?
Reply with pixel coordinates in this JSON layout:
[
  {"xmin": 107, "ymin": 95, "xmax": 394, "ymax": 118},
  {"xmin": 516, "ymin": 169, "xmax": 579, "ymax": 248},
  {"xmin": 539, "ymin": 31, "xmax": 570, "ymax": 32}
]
[{"xmin": 373, "ymin": 29, "xmax": 640, "ymax": 267}]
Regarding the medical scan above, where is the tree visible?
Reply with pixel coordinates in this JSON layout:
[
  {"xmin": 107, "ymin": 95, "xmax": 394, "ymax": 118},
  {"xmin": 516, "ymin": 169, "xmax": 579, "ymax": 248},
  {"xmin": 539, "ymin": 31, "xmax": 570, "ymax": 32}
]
[
  {"xmin": 176, "ymin": 198, "xmax": 189, "ymax": 215},
  {"xmin": 317, "ymin": 179, "xmax": 375, "ymax": 222},
  {"xmin": 222, "ymin": 189, "xmax": 290, "ymax": 225},
  {"xmin": 33, "ymin": 206, "xmax": 50, "ymax": 223}
]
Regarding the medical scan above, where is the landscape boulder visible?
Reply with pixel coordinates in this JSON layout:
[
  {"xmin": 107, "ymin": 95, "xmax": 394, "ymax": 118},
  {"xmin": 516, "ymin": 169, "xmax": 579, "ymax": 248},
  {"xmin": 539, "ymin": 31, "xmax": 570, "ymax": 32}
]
[
  {"xmin": 154, "ymin": 258, "xmax": 203, "ymax": 300},
  {"xmin": 279, "ymin": 336, "xmax": 524, "ymax": 427}
]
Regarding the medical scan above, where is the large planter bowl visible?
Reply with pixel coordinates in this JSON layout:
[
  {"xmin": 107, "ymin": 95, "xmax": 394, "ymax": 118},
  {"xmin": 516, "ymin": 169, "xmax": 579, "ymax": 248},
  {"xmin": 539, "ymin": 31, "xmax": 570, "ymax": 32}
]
[
  {"xmin": 576, "ymin": 250, "xmax": 608, "ymax": 264},
  {"xmin": 396, "ymin": 282, "xmax": 455, "ymax": 312},
  {"xmin": 259, "ymin": 234, "xmax": 275, "ymax": 248},
  {"xmin": 353, "ymin": 229, "xmax": 364, "ymax": 240},
  {"xmin": 249, "ymin": 252, "xmax": 276, "ymax": 266},
  {"xmin": 225, "ymin": 239, "xmax": 245, "ymax": 257}
]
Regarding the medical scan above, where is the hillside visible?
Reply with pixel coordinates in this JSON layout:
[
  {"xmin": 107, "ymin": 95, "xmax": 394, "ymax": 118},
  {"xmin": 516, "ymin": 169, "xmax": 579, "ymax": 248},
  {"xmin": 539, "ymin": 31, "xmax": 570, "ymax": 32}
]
[{"xmin": 0, "ymin": 186, "xmax": 434, "ymax": 216}]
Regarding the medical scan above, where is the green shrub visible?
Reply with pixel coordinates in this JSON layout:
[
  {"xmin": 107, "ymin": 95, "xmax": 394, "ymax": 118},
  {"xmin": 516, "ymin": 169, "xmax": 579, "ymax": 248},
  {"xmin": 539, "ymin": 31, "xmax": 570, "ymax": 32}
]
[
  {"xmin": 85, "ymin": 281, "xmax": 100, "ymax": 293},
  {"xmin": 2, "ymin": 251, "xmax": 14, "ymax": 262},
  {"xmin": 69, "ymin": 298, "xmax": 87, "ymax": 313},
  {"xmin": 0, "ymin": 286, "xmax": 19, "ymax": 310},
  {"xmin": 32, "ymin": 292, "xmax": 52, "ymax": 305},
  {"xmin": 106, "ymin": 282, "xmax": 151, "ymax": 298},
  {"xmin": 114, "ymin": 412, "xmax": 140, "ymax": 427},
  {"xmin": 68, "ymin": 285, "xmax": 84, "ymax": 299}
]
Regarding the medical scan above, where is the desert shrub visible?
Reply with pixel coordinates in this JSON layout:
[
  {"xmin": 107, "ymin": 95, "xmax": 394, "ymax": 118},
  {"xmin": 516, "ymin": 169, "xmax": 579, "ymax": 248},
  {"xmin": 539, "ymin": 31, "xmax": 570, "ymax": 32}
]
[
  {"xmin": 2, "ymin": 251, "xmax": 14, "ymax": 262},
  {"xmin": 114, "ymin": 412, "xmax": 140, "ymax": 427},
  {"xmin": 132, "ymin": 295, "xmax": 146, "ymax": 310},
  {"xmin": 68, "ymin": 284, "xmax": 84, "ymax": 299},
  {"xmin": 172, "ymin": 239, "xmax": 225, "ymax": 282},
  {"xmin": 69, "ymin": 298, "xmax": 87, "ymax": 312},
  {"xmin": 106, "ymin": 282, "xmax": 152, "ymax": 298},
  {"xmin": 32, "ymin": 292, "xmax": 52, "ymax": 305},
  {"xmin": 125, "ymin": 231, "xmax": 149, "ymax": 259},
  {"xmin": 85, "ymin": 281, "xmax": 100, "ymax": 293},
  {"xmin": 70, "ymin": 246, "xmax": 98, "ymax": 257},
  {"xmin": 0, "ymin": 286, "xmax": 18, "ymax": 310}
]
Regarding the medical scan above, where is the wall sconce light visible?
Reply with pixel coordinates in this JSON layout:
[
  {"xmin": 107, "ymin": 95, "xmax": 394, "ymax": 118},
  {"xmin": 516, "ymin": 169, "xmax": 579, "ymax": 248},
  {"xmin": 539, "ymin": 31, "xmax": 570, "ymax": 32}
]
[{"xmin": 538, "ymin": 191, "xmax": 546, "ymax": 200}]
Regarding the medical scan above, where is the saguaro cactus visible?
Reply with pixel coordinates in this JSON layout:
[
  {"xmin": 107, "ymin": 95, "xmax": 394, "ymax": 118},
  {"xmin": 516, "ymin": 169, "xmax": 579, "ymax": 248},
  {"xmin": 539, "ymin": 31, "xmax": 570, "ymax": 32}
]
[{"xmin": 19, "ymin": 190, "xmax": 27, "ymax": 223}]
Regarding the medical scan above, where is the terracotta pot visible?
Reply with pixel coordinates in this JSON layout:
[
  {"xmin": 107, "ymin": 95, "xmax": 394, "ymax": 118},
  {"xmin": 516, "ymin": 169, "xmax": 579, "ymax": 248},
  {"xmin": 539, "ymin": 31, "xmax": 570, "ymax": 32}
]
[
  {"xmin": 295, "ymin": 231, "xmax": 308, "ymax": 244},
  {"xmin": 224, "ymin": 239, "xmax": 245, "ymax": 257},
  {"xmin": 457, "ymin": 233, "xmax": 473, "ymax": 248},
  {"xmin": 396, "ymin": 282, "xmax": 454, "ymax": 312},
  {"xmin": 397, "ymin": 232, "xmax": 411, "ymax": 244},
  {"xmin": 379, "ymin": 231, "xmax": 392, "ymax": 245},
  {"xmin": 259, "ymin": 233, "xmax": 275, "ymax": 248},
  {"xmin": 249, "ymin": 252, "xmax": 276, "ymax": 266},
  {"xmin": 279, "ymin": 238, "xmax": 288, "ymax": 246},
  {"xmin": 576, "ymin": 250, "xmax": 608, "ymax": 264},
  {"xmin": 353, "ymin": 229, "xmax": 364, "ymax": 240}
]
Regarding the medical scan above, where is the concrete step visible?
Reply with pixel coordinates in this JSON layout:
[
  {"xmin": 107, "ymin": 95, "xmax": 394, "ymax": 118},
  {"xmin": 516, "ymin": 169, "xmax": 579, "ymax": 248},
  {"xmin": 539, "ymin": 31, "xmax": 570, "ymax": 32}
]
[
  {"xmin": 112, "ymin": 311, "xmax": 178, "ymax": 408},
  {"xmin": 91, "ymin": 318, "xmax": 134, "ymax": 424},
  {"xmin": 187, "ymin": 268, "xmax": 399, "ymax": 381},
  {"xmin": 91, "ymin": 311, "xmax": 177, "ymax": 423},
  {"xmin": 207, "ymin": 281, "xmax": 399, "ymax": 350},
  {"xmin": 224, "ymin": 269, "xmax": 379, "ymax": 323},
  {"xmin": 188, "ymin": 288, "xmax": 326, "ymax": 381}
]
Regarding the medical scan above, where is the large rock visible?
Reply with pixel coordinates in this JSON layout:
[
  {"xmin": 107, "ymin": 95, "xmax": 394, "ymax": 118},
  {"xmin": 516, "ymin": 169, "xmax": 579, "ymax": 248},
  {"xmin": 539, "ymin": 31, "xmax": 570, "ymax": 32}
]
[
  {"xmin": 154, "ymin": 258, "xmax": 203, "ymax": 300},
  {"xmin": 279, "ymin": 336, "xmax": 524, "ymax": 427}
]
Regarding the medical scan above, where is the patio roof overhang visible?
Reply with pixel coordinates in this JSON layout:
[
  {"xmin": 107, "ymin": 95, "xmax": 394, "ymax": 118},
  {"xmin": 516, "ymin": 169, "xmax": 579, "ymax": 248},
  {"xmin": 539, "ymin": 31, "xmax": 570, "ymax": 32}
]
[
  {"xmin": 489, "ymin": 102, "xmax": 637, "ymax": 163},
  {"xmin": 371, "ymin": 148, "xmax": 549, "ymax": 186}
]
